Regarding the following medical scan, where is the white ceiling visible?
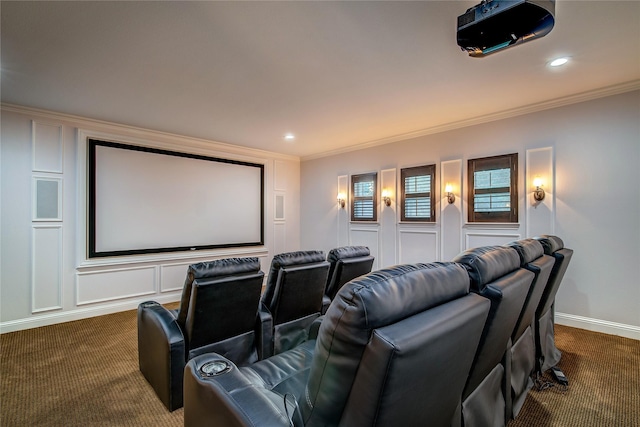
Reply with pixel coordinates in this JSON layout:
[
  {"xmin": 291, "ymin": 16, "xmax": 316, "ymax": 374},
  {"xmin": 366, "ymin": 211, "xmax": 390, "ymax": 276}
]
[{"xmin": 2, "ymin": 1, "xmax": 639, "ymax": 159}]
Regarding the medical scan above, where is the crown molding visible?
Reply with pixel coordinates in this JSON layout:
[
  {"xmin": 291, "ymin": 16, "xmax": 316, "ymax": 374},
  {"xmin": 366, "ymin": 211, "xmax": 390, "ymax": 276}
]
[
  {"xmin": 301, "ymin": 80, "xmax": 640, "ymax": 161},
  {"xmin": 1, "ymin": 103, "xmax": 301, "ymax": 162}
]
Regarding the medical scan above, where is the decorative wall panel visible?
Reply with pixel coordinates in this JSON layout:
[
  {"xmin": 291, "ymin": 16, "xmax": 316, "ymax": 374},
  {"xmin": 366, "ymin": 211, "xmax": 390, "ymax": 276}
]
[
  {"xmin": 349, "ymin": 226, "xmax": 380, "ymax": 270},
  {"xmin": 32, "ymin": 121, "xmax": 63, "ymax": 173},
  {"xmin": 398, "ymin": 228, "xmax": 438, "ymax": 264},
  {"xmin": 32, "ymin": 226, "xmax": 63, "ymax": 313},
  {"xmin": 160, "ymin": 263, "xmax": 191, "ymax": 293},
  {"xmin": 526, "ymin": 147, "xmax": 555, "ymax": 237},
  {"xmin": 76, "ymin": 266, "xmax": 156, "ymax": 305}
]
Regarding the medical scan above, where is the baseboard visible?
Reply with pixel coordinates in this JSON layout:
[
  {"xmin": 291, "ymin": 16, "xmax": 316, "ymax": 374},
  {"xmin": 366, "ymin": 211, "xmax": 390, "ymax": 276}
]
[
  {"xmin": 0, "ymin": 292, "xmax": 181, "ymax": 334},
  {"xmin": 556, "ymin": 312, "xmax": 640, "ymax": 341}
]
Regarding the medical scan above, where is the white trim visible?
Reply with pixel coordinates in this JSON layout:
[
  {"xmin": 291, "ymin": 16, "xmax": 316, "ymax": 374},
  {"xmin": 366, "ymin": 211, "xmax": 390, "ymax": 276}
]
[
  {"xmin": 75, "ymin": 265, "xmax": 158, "ymax": 306},
  {"xmin": 301, "ymin": 80, "xmax": 640, "ymax": 161},
  {"xmin": 556, "ymin": 312, "xmax": 640, "ymax": 341},
  {"xmin": 31, "ymin": 120, "xmax": 64, "ymax": 174},
  {"xmin": 398, "ymin": 228, "xmax": 439, "ymax": 264},
  {"xmin": 2, "ymin": 103, "xmax": 299, "ymax": 162},
  {"xmin": 0, "ymin": 293, "xmax": 181, "ymax": 334},
  {"xmin": 31, "ymin": 225, "xmax": 64, "ymax": 313}
]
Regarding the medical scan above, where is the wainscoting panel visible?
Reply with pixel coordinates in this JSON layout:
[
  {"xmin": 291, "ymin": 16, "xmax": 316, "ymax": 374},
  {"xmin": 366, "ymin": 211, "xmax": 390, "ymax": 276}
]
[
  {"xmin": 32, "ymin": 225, "xmax": 63, "ymax": 313},
  {"xmin": 76, "ymin": 266, "xmax": 156, "ymax": 306},
  {"xmin": 398, "ymin": 228, "xmax": 439, "ymax": 264},
  {"xmin": 465, "ymin": 231, "xmax": 521, "ymax": 249},
  {"xmin": 32, "ymin": 121, "xmax": 63, "ymax": 173},
  {"xmin": 160, "ymin": 263, "xmax": 191, "ymax": 293},
  {"xmin": 273, "ymin": 222, "xmax": 287, "ymax": 256},
  {"xmin": 350, "ymin": 225, "xmax": 380, "ymax": 270}
]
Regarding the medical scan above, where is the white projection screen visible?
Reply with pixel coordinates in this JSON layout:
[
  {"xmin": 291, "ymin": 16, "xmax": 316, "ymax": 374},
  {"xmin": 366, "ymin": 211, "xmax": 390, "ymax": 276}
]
[{"xmin": 88, "ymin": 139, "xmax": 264, "ymax": 258}]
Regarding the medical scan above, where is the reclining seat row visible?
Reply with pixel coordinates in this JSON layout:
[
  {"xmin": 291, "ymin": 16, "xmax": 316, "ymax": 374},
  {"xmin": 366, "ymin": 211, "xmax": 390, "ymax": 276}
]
[
  {"xmin": 137, "ymin": 247, "xmax": 371, "ymax": 411},
  {"xmin": 452, "ymin": 245, "xmax": 534, "ymax": 427},
  {"xmin": 183, "ymin": 262, "xmax": 492, "ymax": 427},
  {"xmin": 504, "ymin": 238, "xmax": 555, "ymax": 417},
  {"xmin": 533, "ymin": 235, "xmax": 574, "ymax": 375}
]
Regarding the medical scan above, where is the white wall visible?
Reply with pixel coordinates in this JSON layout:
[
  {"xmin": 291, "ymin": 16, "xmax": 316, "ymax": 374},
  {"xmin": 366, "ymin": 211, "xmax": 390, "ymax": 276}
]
[
  {"xmin": 300, "ymin": 90, "xmax": 640, "ymax": 339},
  {"xmin": 0, "ymin": 106, "xmax": 301, "ymax": 332}
]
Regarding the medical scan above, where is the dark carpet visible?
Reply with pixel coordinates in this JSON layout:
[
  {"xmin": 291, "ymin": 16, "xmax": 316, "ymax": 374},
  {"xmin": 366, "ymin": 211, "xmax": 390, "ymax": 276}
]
[{"xmin": 1, "ymin": 307, "xmax": 638, "ymax": 426}]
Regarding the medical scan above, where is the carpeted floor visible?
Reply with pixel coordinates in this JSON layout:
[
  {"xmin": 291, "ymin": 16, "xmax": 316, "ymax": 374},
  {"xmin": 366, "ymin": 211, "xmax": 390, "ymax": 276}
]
[{"xmin": 1, "ymin": 307, "xmax": 638, "ymax": 426}]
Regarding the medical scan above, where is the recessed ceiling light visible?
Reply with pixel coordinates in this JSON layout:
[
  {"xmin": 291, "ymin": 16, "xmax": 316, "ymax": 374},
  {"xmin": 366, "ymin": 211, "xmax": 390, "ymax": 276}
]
[
  {"xmin": 284, "ymin": 133, "xmax": 295, "ymax": 141},
  {"xmin": 549, "ymin": 57, "xmax": 569, "ymax": 67}
]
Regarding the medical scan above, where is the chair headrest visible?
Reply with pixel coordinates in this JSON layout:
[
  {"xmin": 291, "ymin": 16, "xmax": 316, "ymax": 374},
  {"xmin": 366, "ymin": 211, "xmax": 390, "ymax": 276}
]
[
  {"xmin": 331, "ymin": 262, "xmax": 470, "ymax": 328},
  {"xmin": 453, "ymin": 246, "xmax": 521, "ymax": 289},
  {"xmin": 327, "ymin": 246, "xmax": 371, "ymax": 263},
  {"xmin": 188, "ymin": 257, "xmax": 261, "ymax": 280},
  {"xmin": 534, "ymin": 235, "xmax": 565, "ymax": 255},
  {"xmin": 262, "ymin": 251, "xmax": 327, "ymax": 307},
  {"xmin": 505, "ymin": 239, "xmax": 544, "ymax": 266},
  {"xmin": 178, "ymin": 257, "xmax": 261, "ymax": 329},
  {"xmin": 270, "ymin": 250, "xmax": 326, "ymax": 269}
]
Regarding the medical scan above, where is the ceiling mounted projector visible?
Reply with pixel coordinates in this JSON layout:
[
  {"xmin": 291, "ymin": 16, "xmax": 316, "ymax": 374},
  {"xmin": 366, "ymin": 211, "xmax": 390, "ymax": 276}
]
[{"xmin": 457, "ymin": 0, "xmax": 555, "ymax": 57}]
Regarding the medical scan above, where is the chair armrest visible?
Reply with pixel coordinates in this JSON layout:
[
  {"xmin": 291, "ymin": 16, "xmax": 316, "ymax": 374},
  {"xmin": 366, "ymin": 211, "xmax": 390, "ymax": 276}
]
[
  {"xmin": 184, "ymin": 354, "xmax": 293, "ymax": 427},
  {"xmin": 257, "ymin": 302, "xmax": 273, "ymax": 360},
  {"xmin": 308, "ymin": 315, "xmax": 324, "ymax": 340},
  {"xmin": 137, "ymin": 301, "xmax": 186, "ymax": 411},
  {"xmin": 321, "ymin": 295, "xmax": 331, "ymax": 314}
]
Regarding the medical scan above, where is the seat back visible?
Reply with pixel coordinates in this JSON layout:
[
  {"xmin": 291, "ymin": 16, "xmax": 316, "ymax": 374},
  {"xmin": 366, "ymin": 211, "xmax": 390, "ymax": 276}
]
[
  {"xmin": 453, "ymin": 246, "xmax": 534, "ymax": 402},
  {"xmin": 505, "ymin": 239, "xmax": 555, "ymax": 342},
  {"xmin": 300, "ymin": 262, "xmax": 491, "ymax": 427},
  {"xmin": 324, "ymin": 246, "xmax": 375, "ymax": 300},
  {"xmin": 261, "ymin": 250, "xmax": 330, "ymax": 355},
  {"xmin": 534, "ymin": 235, "xmax": 574, "ymax": 372},
  {"xmin": 181, "ymin": 258, "xmax": 265, "ymax": 363},
  {"xmin": 534, "ymin": 235, "xmax": 574, "ymax": 317}
]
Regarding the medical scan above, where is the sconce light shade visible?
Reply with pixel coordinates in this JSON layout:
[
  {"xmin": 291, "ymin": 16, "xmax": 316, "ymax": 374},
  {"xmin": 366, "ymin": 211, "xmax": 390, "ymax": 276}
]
[
  {"xmin": 533, "ymin": 177, "xmax": 545, "ymax": 201},
  {"xmin": 382, "ymin": 189, "xmax": 392, "ymax": 207},
  {"xmin": 445, "ymin": 184, "xmax": 455, "ymax": 204},
  {"xmin": 337, "ymin": 193, "xmax": 346, "ymax": 208}
]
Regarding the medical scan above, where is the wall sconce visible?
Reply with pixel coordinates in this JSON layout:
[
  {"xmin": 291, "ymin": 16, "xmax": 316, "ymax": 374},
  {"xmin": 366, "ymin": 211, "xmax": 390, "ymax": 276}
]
[
  {"xmin": 445, "ymin": 184, "xmax": 456, "ymax": 204},
  {"xmin": 382, "ymin": 189, "xmax": 392, "ymax": 207},
  {"xmin": 533, "ymin": 177, "xmax": 545, "ymax": 201},
  {"xmin": 337, "ymin": 193, "xmax": 346, "ymax": 209}
]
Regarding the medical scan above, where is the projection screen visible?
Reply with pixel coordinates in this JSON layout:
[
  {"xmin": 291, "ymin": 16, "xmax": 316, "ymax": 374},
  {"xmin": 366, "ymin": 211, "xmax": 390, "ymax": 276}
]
[{"xmin": 88, "ymin": 139, "xmax": 264, "ymax": 258}]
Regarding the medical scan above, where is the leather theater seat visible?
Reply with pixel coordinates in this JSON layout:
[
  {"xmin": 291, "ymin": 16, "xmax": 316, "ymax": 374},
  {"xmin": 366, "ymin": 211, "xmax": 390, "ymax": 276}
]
[
  {"xmin": 452, "ymin": 245, "xmax": 534, "ymax": 427},
  {"xmin": 533, "ymin": 235, "xmax": 574, "ymax": 373},
  {"xmin": 323, "ymin": 246, "xmax": 374, "ymax": 312},
  {"xmin": 260, "ymin": 250, "xmax": 330, "ymax": 357},
  {"xmin": 183, "ymin": 262, "xmax": 491, "ymax": 427},
  {"xmin": 504, "ymin": 238, "xmax": 555, "ymax": 417},
  {"xmin": 137, "ymin": 257, "xmax": 266, "ymax": 411}
]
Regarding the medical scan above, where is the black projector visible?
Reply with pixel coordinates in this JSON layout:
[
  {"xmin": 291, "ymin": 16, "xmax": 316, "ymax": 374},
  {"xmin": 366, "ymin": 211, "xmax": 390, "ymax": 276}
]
[{"xmin": 457, "ymin": 0, "xmax": 555, "ymax": 57}]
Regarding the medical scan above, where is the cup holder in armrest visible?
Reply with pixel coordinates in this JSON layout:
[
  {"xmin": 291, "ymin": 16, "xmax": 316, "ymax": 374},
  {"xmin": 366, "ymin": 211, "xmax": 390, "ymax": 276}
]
[{"xmin": 199, "ymin": 360, "xmax": 232, "ymax": 377}]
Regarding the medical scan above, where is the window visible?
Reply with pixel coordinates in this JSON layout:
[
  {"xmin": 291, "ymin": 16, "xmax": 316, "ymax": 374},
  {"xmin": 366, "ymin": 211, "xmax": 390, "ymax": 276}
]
[
  {"xmin": 351, "ymin": 172, "xmax": 377, "ymax": 221},
  {"xmin": 468, "ymin": 153, "xmax": 518, "ymax": 222},
  {"xmin": 401, "ymin": 165, "xmax": 435, "ymax": 222}
]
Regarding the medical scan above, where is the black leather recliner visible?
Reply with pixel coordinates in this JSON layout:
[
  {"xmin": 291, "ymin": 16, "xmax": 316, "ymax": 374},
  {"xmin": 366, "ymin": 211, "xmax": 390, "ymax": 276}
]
[
  {"xmin": 504, "ymin": 238, "xmax": 555, "ymax": 417},
  {"xmin": 533, "ymin": 235, "xmax": 574, "ymax": 373},
  {"xmin": 324, "ymin": 245, "xmax": 374, "ymax": 303},
  {"xmin": 183, "ymin": 262, "xmax": 492, "ymax": 427},
  {"xmin": 260, "ymin": 250, "xmax": 330, "ymax": 357},
  {"xmin": 137, "ymin": 257, "xmax": 266, "ymax": 411},
  {"xmin": 453, "ymin": 246, "xmax": 534, "ymax": 427}
]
